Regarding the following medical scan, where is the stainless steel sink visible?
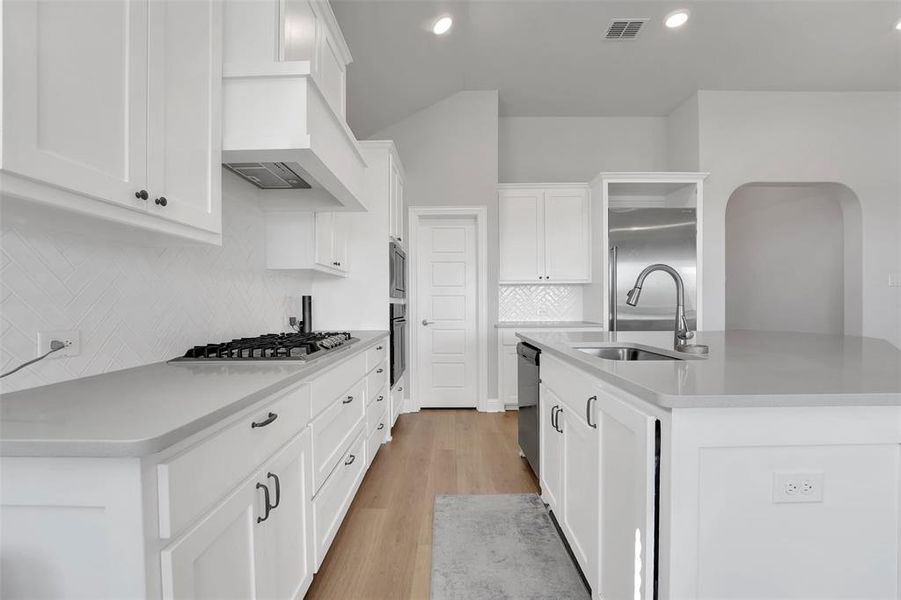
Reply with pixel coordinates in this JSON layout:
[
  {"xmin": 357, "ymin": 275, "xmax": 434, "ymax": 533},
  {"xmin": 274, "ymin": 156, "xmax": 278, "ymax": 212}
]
[{"xmin": 574, "ymin": 346, "xmax": 681, "ymax": 361}]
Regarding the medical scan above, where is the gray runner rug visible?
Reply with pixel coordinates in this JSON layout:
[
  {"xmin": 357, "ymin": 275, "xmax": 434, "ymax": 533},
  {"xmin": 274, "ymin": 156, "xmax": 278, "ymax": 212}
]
[{"xmin": 430, "ymin": 493, "xmax": 590, "ymax": 600}]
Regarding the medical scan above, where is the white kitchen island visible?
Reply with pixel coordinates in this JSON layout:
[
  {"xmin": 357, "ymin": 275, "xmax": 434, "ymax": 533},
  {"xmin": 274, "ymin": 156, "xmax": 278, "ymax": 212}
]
[{"xmin": 518, "ymin": 330, "xmax": 901, "ymax": 600}]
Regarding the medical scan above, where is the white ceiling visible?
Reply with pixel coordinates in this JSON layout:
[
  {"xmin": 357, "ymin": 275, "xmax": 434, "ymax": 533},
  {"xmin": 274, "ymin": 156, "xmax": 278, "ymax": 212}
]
[{"xmin": 332, "ymin": 0, "xmax": 901, "ymax": 139}]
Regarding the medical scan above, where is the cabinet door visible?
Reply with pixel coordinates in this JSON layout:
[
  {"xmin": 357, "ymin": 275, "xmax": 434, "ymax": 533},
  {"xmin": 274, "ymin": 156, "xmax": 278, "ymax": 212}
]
[
  {"xmin": 500, "ymin": 343, "xmax": 518, "ymax": 407},
  {"xmin": 393, "ymin": 170, "xmax": 405, "ymax": 243},
  {"xmin": 499, "ymin": 190, "xmax": 544, "ymax": 283},
  {"xmin": 332, "ymin": 213, "xmax": 349, "ymax": 272},
  {"xmin": 561, "ymin": 393, "xmax": 598, "ymax": 587},
  {"xmin": 161, "ymin": 474, "xmax": 265, "ymax": 599},
  {"xmin": 539, "ymin": 385, "xmax": 564, "ymax": 514},
  {"xmin": 254, "ymin": 431, "xmax": 315, "ymax": 600},
  {"xmin": 544, "ymin": 189, "xmax": 590, "ymax": 282},
  {"xmin": 314, "ymin": 212, "xmax": 335, "ymax": 269},
  {"xmin": 597, "ymin": 391, "xmax": 658, "ymax": 600},
  {"xmin": 2, "ymin": 0, "xmax": 148, "ymax": 208},
  {"xmin": 147, "ymin": 0, "xmax": 222, "ymax": 233}
]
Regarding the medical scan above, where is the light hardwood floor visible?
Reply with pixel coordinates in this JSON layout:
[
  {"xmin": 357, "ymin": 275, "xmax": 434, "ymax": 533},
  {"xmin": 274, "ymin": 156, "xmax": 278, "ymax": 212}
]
[{"xmin": 306, "ymin": 409, "xmax": 539, "ymax": 600}]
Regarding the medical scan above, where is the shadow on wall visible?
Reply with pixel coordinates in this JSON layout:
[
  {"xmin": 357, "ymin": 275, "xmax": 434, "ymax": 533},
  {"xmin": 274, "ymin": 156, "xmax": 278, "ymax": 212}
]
[{"xmin": 725, "ymin": 182, "xmax": 862, "ymax": 336}]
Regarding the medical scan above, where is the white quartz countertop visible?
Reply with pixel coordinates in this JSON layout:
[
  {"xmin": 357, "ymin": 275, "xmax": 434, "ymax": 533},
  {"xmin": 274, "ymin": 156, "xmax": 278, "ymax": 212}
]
[
  {"xmin": 0, "ymin": 331, "xmax": 388, "ymax": 458},
  {"xmin": 495, "ymin": 321, "xmax": 605, "ymax": 329},
  {"xmin": 517, "ymin": 330, "xmax": 901, "ymax": 408}
]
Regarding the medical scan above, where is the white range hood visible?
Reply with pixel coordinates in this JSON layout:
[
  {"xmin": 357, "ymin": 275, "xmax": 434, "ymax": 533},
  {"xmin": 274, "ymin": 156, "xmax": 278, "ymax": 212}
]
[{"xmin": 222, "ymin": 0, "xmax": 367, "ymax": 211}]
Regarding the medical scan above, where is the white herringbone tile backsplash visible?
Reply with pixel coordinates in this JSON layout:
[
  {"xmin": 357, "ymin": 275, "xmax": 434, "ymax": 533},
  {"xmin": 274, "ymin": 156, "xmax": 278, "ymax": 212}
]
[
  {"xmin": 0, "ymin": 173, "xmax": 313, "ymax": 393},
  {"xmin": 498, "ymin": 285, "xmax": 583, "ymax": 321}
]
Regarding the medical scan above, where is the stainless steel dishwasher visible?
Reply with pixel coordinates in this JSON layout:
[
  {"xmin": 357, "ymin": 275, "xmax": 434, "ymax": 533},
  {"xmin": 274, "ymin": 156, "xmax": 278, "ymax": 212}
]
[{"xmin": 517, "ymin": 342, "xmax": 541, "ymax": 477}]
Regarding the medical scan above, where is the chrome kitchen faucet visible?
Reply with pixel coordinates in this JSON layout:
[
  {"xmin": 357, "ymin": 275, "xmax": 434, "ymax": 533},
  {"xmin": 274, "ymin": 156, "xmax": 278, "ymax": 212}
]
[{"xmin": 626, "ymin": 263, "xmax": 709, "ymax": 355}]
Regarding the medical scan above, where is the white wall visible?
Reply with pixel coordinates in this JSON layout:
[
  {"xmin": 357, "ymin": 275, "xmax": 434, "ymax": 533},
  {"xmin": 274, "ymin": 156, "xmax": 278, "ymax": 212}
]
[
  {"xmin": 726, "ymin": 184, "xmax": 847, "ymax": 335},
  {"xmin": 695, "ymin": 91, "xmax": 901, "ymax": 348},
  {"xmin": 370, "ymin": 91, "xmax": 501, "ymax": 398},
  {"xmin": 499, "ymin": 116, "xmax": 668, "ymax": 183},
  {"xmin": 666, "ymin": 94, "xmax": 700, "ymax": 172},
  {"xmin": 0, "ymin": 171, "xmax": 314, "ymax": 393}
]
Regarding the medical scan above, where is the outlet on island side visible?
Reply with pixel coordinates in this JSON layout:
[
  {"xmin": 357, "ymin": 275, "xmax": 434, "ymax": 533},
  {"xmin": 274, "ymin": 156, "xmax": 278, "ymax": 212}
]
[
  {"xmin": 37, "ymin": 330, "xmax": 80, "ymax": 358},
  {"xmin": 773, "ymin": 471, "xmax": 824, "ymax": 503}
]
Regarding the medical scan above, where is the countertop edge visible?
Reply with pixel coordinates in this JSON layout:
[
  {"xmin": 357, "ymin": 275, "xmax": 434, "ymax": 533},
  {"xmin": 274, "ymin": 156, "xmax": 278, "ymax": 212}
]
[
  {"xmin": 0, "ymin": 332, "xmax": 389, "ymax": 459},
  {"xmin": 516, "ymin": 332, "xmax": 901, "ymax": 409}
]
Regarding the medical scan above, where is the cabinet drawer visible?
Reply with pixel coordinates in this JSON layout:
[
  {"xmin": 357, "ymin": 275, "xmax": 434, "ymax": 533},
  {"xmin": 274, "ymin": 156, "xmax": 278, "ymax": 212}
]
[
  {"xmin": 157, "ymin": 383, "xmax": 311, "ymax": 538},
  {"xmin": 367, "ymin": 392, "xmax": 389, "ymax": 437},
  {"xmin": 542, "ymin": 355, "xmax": 597, "ymax": 415},
  {"xmin": 366, "ymin": 361, "xmax": 388, "ymax": 400},
  {"xmin": 311, "ymin": 379, "xmax": 366, "ymax": 491},
  {"xmin": 313, "ymin": 430, "xmax": 366, "ymax": 568},
  {"xmin": 369, "ymin": 383, "xmax": 388, "ymax": 409},
  {"xmin": 365, "ymin": 340, "xmax": 388, "ymax": 372},
  {"xmin": 366, "ymin": 416, "xmax": 386, "ymax": 468},
  {"xmin": 311, "ymin": 352, "xmax": 365, "ymax": 418}
]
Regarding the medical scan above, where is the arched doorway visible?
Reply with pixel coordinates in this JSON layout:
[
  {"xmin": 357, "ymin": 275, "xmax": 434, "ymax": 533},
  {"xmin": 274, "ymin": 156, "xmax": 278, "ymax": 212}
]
[{"xmin": 725, "ymin": 182, "xmax": 862, "ymax": 335}]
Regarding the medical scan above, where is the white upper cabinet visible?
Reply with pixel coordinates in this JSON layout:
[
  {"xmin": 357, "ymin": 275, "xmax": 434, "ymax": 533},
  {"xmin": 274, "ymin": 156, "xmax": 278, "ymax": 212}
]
[
  {"xmin": 147, "ymin": 0, "xmax": 222, "ymax": 234},
  {"xmin": 265, "ymin": 210, "xmax": 349, "ymax": 276},
  {"xmin": 1, "ymin": 0, "xmax": 149, "ymax": 210},
  {"xmin": 1, "ymin": 0, "xmax": 223, "ymax": 244},
  {"xmin": 389, "ymin": 155, "xmax": 406, "ymax": 244},
  {"xmin": 499, "ymin": 188, "xmax": 544, "ymax": 282},
  {"xmin": 498, "ymin": 185, "xmax": 591, "ymax": 284}
]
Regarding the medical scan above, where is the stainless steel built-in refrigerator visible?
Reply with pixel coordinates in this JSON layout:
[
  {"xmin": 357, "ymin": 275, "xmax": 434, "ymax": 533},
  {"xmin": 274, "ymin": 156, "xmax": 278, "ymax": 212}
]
[{"xmin": 608, "ymin": 208, "xmax": 698, "ymax": 331}]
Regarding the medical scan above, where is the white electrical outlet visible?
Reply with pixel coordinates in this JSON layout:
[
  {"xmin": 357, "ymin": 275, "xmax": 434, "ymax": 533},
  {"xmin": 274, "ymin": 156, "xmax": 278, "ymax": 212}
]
[
  {"xmin": 889, "ymin": 273, "xmax": 901, "ymax": 288},
  {"xmin": 773, "ymin": 472, "xmax": 824, "ymax": 503},
  {"xmin": 37, "ymin": 330, "xmax": 80, "ymax": 358}
]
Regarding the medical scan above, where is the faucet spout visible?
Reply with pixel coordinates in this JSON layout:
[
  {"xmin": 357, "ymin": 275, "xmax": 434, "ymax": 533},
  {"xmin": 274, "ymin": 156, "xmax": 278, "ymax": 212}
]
[{"xmin": 625, "ymin": 263, "xmax": 695, "ymax": 351}]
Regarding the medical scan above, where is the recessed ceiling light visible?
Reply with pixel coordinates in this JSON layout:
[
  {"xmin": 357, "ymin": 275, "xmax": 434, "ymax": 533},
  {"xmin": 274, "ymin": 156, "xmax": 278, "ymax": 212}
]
[
  {"xmin": 664, "ymin": 9, "xmax": 690, "ymax": 29},
  {"xmin": 895, "ymin": 18, "xmax": 901, "ymax": 31},
  {"xmin": 433, "ymin": 16, "xmax": 453, "ymax": 35}
]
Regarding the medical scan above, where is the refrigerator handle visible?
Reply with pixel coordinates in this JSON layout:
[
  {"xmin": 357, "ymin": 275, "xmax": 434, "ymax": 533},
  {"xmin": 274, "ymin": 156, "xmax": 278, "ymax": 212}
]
[{"xmin": 609, "ymin": 245, "xmax": 618, "ymax": 332}]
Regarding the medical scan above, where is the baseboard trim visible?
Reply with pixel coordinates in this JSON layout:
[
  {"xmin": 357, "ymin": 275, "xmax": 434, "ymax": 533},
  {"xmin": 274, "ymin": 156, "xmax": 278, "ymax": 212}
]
[{"xmin": 481, "ymin": 398, "xmax": 504, "ymax": 413}]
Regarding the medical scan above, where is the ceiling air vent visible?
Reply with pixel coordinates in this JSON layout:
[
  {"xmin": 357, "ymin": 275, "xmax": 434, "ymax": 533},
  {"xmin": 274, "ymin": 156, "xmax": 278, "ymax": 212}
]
[{"xmin": 605, "ymin": 19, "xmax": 648, "ymax": 40}]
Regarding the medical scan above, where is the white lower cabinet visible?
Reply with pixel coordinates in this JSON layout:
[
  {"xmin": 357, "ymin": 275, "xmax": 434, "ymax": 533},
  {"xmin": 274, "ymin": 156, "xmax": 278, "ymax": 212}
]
[
  {"xmin": 540, "ymin": 356, "xmax": 599, "ymax": 589},
  {"xmin": 0, "ymin": 338, "xmax": 391, "ymax": 600},
  {"xmin": 595, "ymin": 391, "xmax": 657, "ymax": 600},
  {"xmin": 560, "ymin": 400, "xmax": 598, "ymax": 588},
  {"xmin": 313, "ymin": 430, "xmax": 366, "ymax": 568},
  {"xmin": 539, "ymin": 384, "xmax": 564, "ymax": 514},
  {"xmin": 161, "ymin": 429, "xmax": 314, "ymax": 600}
]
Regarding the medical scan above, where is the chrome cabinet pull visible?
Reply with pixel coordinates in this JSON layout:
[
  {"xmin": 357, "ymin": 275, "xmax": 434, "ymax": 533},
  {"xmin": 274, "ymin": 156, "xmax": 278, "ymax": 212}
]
[
  {"xmin": 377, "ymin": 423, "xmax": 385, "ymax": 430},
  {"xmin": 343, "ymin": 395, "xmax": 354, "ymax": 404},
  {"xmin": 376, "ymin": 368, "xmax": 384, "ymax": 374},
  {"xmin": 251, "ymin": 412, "xmax": 278, "ymax": 428},
  {"xmin": 556, "ymin": 407, "xmax": 564, "ymax": 433},
  {"xmin": 377, "ymin": 345, "xmax": 384, "ymax": 350},
  {"xmin": 256, "ymin": 483, "xmax": 272, "ymax": 523},
  {"xmin": 377, "ymin": 395, "xmax": 384, "ymax": 402},
  {"xmin": 586, "ymin": 396, "xmax": 597, "ymax": 429},
  {"xmin": 551, "ymin": 405, "xmax": 559, "ymax": 431},
  {"xmin": 267, "ymin": 472, "xmax": 281, "ymax": 509},
  {"xmin": 345, "ymin": 454, "xmax": 356, "ymax": 466}
]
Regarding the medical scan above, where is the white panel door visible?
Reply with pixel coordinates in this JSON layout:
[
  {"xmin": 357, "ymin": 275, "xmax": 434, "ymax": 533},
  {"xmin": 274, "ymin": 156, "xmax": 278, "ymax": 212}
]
[
  {"xmin": 540, "ymin": 384, "xmax": 564, "ymax": 514},
  {"xmin": 2, "ymin": 0, "xmax": 148, "ymax": 209},
  {"xmin": 254, "ymin": 431, "xmax": 315, "ymax": 600},
  {"xmin": 544, "ymin": 188, "xmax": 590, "ymax": 282},
  {"xmin": 597, "ymin": 390, "xmax": 657, "ymax": 600},
  {"xmin": 562, "ymin": 394, "xmax": 599, "ymax": 587},
  {"xmin": 161, "ymin": 474, "xmax": 265, "ymax": 600},
  {"xmin": 417, "ymin": 217, "xmax": 478, "ymax": 408},
  {"xmin": 147, "ymin": 0, "xmax": 221, "ymax": 232},
  {"xmin": 499, "ymin": 190, "xmax": 544, "ymax": 282}
]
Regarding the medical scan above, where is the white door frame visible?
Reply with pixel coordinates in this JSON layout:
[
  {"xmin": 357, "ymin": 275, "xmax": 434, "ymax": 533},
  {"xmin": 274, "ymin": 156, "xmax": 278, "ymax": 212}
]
[{"xmin": 408, "ymin": 206, "xmax": 489, "ymax": 412}]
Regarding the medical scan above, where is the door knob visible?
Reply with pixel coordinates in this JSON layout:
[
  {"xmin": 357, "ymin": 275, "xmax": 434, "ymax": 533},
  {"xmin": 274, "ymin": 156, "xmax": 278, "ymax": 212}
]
[{"xmin": 422, "ymin": 319, "xmax": 434, "ymax": 326}]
